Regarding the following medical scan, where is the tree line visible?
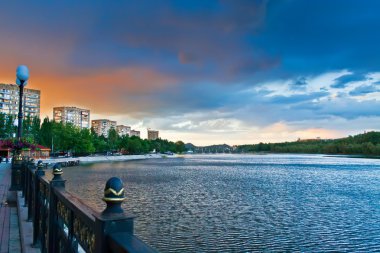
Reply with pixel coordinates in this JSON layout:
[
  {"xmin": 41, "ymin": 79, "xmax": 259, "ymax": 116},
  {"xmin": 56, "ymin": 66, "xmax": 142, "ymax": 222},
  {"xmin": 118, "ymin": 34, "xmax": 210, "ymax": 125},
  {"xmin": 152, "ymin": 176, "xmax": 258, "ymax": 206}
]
[
  {"xmin": 0, "ymin": 113, "xmax": 186, "ymax": 156},
  {"xmin": 235, "ymin": 131, "xmax": 380, "ymax": 156}
]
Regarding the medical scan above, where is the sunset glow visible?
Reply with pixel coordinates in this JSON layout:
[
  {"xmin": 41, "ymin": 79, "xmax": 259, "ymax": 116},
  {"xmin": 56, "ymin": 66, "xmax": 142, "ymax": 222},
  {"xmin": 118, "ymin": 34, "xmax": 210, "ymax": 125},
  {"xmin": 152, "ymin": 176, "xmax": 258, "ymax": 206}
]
[{"xmin": 1, "ymin": 1, "xmax": 380, "ymax": 145}]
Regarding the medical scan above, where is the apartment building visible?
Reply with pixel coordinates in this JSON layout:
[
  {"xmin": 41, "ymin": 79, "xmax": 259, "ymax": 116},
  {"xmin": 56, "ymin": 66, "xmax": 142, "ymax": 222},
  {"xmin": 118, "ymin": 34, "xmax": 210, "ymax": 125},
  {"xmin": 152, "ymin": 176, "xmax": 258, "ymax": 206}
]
[
  {"xmin": 116, "ymin": 125, "xmax": 131, "ymax": 136},
  {"xmin": 0, "ymin": 83, "xmax": 40, "ymax": 118},
  {"xmin": 130, "ymin": 130, "xmax": 140, "ymax": 138},
  {"xmin": 53, "ymin": 107, "xmax": 90, "ymax": 129},
  {"xmin": 92, "ymin": 119, "xmax": 117, "ymax": 137},
  {"xmin": 147, "ymin": 129, "xmax": 159, "ymax": 140}
]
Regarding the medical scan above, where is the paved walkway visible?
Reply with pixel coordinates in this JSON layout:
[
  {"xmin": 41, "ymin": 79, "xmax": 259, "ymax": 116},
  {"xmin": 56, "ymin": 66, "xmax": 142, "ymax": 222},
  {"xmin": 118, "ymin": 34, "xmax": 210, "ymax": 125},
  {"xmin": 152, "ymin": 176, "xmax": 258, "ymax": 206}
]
[{"xmin": 0, "ymin": 163, "xmax": 21, "ymax": 252}]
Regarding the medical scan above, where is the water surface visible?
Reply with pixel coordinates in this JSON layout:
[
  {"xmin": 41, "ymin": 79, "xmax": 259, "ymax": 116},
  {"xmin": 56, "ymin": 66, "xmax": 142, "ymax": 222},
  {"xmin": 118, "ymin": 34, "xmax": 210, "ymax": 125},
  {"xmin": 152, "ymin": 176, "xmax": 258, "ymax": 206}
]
[{"xmin": 63, "ymin": 154, "xmax": 380, "ymax": 252}]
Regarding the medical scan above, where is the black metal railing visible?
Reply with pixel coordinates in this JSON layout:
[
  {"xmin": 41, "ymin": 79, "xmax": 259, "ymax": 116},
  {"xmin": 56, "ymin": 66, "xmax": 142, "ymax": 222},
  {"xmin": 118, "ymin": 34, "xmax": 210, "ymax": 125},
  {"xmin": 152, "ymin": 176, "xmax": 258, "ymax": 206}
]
[
  {"xmin": 10, "ymin": 154, "xmax": 24, "ymax": 191},
  {"xmin": 21, "ymin": 159, "xmax": 157, "ymax": 253}
]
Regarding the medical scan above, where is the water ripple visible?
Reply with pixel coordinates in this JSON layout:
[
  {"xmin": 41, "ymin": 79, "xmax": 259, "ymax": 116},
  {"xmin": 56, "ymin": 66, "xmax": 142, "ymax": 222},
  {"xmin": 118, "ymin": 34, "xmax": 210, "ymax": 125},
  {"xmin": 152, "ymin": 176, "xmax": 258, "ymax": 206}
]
[{"xmin": 64, "ymin": 154, "xmax": 380, "ymax": 252}]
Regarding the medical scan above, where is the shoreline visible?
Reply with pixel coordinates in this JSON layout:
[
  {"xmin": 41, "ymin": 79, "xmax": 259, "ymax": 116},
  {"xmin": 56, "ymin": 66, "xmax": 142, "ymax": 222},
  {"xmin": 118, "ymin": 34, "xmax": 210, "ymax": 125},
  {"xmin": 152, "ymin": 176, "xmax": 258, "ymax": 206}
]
[
  {"xmin": 40, "ymin": 153, "xmax": 177, "ymax": 165},
  {"xmin": 30, "ymin": 152, "xmax": 380, "ymax": 166}
]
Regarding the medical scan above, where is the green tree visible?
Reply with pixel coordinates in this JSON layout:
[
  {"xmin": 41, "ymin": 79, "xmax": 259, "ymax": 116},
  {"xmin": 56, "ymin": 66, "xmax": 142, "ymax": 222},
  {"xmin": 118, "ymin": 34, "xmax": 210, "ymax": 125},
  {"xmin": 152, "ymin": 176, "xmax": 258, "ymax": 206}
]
[
  {"xmin": 127, "ymin": 137, "xmax": 143, "ymax": 154},
  {"xmin": 175, "ymin": 141, "xmax": 186, "ymax": 153},
  {"xmin": 73, "ymin": 128, "xmax": 95, "ymax": 155},
  {"xmin": 91, "ymin": 129, "xmax": 108, "ymax": 153},
  {"xmin": 0, "ymin": 113, "xmax": 6, "ymax": 139},
  {"xmin": 4, "ymin": 114, "xmax": 16, "ymax": 138},
  {"xmin": 108, "ymin": 128, "xmax": 119, "ymax": 152},
  {"xmin": 39, "ymin": 117, "xmax": 53, "ymax": 149}
]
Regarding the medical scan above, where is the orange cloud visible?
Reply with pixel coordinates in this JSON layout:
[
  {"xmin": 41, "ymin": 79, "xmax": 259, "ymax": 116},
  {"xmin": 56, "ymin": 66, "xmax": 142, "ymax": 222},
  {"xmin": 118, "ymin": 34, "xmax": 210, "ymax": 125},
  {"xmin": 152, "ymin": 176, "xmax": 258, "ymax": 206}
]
[
  {"xmin": 1, "ymin": 65, "xmax": 177, "ymax": 119},
  {"xmin": 37, "ymin": 67, "xmax": 177, "ymax": 118}
]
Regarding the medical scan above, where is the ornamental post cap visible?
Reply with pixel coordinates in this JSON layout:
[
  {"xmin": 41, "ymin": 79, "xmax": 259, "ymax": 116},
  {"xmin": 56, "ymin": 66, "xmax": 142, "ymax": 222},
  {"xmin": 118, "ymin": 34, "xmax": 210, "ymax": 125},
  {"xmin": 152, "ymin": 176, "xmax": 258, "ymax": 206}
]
[
  {"xmin": 53, "ymin": 163, "xmax": 63, "ymax": 175},
  {"xmin": 103, "ymin": 177, "xmax": 125, "ymax": 202},
  {"xmin": 16, "ymin": 65, "xmax": 29, "ymax": 85},
  {"xmin": 102, "ymin": 177, "xmax": 125, "ymax": 214},
  {"xmin": 37, "ymin": 160, "xmax": 43, "ymax": 168},
  {"xmin": 52, "ymin": 163, "xmax": 63, "ymax": 181}
]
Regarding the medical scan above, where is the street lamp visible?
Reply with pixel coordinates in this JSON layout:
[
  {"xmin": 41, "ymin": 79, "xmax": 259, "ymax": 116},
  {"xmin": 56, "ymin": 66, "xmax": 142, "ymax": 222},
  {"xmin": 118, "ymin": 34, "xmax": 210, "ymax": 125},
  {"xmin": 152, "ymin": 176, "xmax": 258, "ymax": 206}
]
[
  {"xmin": 8, "ymin": 65, "xmax": 29, "ymax": 191},
  {"xmin": 16, "ymin": 65, "xmax": 29, "ymax": 140}
]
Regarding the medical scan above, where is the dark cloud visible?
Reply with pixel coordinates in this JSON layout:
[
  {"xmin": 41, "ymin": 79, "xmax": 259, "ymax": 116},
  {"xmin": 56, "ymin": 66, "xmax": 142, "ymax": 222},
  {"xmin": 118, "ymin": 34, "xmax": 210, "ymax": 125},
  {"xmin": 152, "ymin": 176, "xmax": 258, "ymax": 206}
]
[
  {"xmin": 236, "ymin": 94, "xmax": 380, "ymax": 127},
  {"xmin": 349, "ymin": 85, "xmax": 380, "ymax": 96},
  {"xmin": 147, "ymin": 82, "xmax": 253, "ymax": 114},
  {"xmin": 289, "ymin": 77, "xmax": 308, "ymax": 90},
  {"xmin": 294, "ymin": 77, "xmax": 307, "ymax": 86},
  {"xmin": 331, "ymin": 73, "xmax": 368, "ymax": 89},
  {"xmin": 316, "ymin": 99, "xmax": 380, "ymax": 119},
  {"xmin": 1, "ymin": 0, "xmax": 380, "ymax": 142},
  {"xmin": 268, "ymin": 91, "xmax": 328, "ymax": 104},
  {"xmin": 178, "ymin": 51, "xmax": 199, "ymax": 64},
  {"xmin": 67, "ymin": 0, "xmax": 272, "ymax": 82},
  {"xmin": 2, "ymin": 0, "xmax": 380, "ymax": 84},
  {"xmin": 254, "ymin": 0, "xmax": 380, "ymax": 77}
]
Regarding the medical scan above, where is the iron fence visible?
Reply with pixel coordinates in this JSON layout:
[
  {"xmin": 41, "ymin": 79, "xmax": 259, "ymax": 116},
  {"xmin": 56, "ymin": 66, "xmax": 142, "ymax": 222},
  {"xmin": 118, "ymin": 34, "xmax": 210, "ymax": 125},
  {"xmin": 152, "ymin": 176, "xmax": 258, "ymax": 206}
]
[{"xmin": 21, "ymin": 159, "xmax": 157, "ymax": 253}]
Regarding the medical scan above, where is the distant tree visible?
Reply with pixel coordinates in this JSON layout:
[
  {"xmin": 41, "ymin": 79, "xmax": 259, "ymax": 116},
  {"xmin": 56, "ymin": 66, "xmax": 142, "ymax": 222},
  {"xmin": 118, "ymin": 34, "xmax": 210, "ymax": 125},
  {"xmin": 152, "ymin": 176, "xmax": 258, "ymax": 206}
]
[
  {"xmin": 73, "ymin": 128, "xmax": 95, "ymax": 155},
  {"xmin": 21, "ymin": 115, "xmax": 41, "ymax": 143},
  {"xmin": 4, "ymin": 114, "xmax": 16, "ymax": 138},
  {"xmin": 175, "ymin": 141, "xmax": 186, "ymax": 153},
  {"xmin": 127, "ymin": 137, "xmax": 143, "ymax": 154},
  {"xmin": 119, "ymin": 135, "xmax": 130, "ymax": 150},
  {"xmin": 108, "ymin": 128, "xmax": 119, "ymax": 151},
  {"xmin": 92, "ymin": 130, "xmax": 108, "ymax": 153},
  {"xmin": 0, "ymin": 113, "xmax": 6, "ymax": 139},
  {"xmin": 1, "ymin": 114, "xmax": 188, "ymax": 156},
  {"xmin": 31, "ymin": 116, "xmax": 41, "ymax": 143},
  {"xmin": 39, "ymin": 117, "xmax": 53, "ymax": 148}
]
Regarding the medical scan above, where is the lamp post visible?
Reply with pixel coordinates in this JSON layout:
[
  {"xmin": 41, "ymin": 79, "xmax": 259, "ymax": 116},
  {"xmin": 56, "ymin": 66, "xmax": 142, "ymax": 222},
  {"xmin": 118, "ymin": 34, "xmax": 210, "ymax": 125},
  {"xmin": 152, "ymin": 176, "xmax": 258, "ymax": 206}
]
[
  {"xmin": 16, "ymin": 65, "xmax": 29, "ymax": 140},
  {"xmin": 9, "ymin": 65, "xmax": 29, "ymax": 191}
]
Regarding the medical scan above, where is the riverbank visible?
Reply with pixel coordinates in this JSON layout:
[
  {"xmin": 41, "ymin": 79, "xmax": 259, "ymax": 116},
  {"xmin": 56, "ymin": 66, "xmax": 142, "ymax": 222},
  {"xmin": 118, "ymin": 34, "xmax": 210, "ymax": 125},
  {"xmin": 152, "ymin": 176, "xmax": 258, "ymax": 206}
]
[{"xmin": 40, "ymin": 153, "xmax": 176, "ymax": 164}]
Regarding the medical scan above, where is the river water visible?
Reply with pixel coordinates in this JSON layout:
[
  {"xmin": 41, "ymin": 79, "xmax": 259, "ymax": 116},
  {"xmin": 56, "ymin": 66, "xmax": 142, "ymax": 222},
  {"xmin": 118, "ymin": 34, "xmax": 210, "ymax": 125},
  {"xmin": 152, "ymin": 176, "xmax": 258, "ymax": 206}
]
[{"xmin": 63, "ymin": 154, "xmax": 380, "ymax": 252}]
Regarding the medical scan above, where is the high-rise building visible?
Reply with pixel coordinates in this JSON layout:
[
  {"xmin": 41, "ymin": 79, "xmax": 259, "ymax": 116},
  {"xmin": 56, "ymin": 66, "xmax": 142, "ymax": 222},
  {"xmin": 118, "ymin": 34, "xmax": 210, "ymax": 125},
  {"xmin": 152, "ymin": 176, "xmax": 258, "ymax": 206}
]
[
  {"xmin": 92, "ymin": 119, "xmax": 117, "ymax": 137},
  {"xmin": 53, "ymin": 106, "xmax": 90, "ymax": 129},
  {"xmin": 116, "ymin": 125, "xmax": 131, "ymax": 136},
  {"xmin": 0, "ymin": 83, "xmax": 40, "ymax": 118},
  {"xmin": 147, "ymin": 129, "xmax": 159, "ymax": 140},
  {"xmin": 130, "ymin": 130, "xmax": 140, "ymax": 138}
]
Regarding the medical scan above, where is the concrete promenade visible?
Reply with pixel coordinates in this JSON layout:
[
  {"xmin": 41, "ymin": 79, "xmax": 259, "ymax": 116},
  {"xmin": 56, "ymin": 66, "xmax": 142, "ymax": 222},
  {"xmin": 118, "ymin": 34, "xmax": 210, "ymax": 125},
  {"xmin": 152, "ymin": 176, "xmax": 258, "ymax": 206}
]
[
  {"xmin": 41, "ymin": 153, "xmax": 165, "ymax": 164},
  {"xmin": 0, "ymin": 163, "xmax": 21, "ymax": 253}
]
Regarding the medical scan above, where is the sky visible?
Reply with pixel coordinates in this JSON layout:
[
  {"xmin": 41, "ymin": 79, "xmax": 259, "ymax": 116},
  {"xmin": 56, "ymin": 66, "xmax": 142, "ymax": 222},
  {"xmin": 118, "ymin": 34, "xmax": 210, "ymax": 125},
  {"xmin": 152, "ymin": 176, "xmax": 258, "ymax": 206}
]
[{"xmin": 1, "ymin": 0, "xmax": 380, "ymax": 145}]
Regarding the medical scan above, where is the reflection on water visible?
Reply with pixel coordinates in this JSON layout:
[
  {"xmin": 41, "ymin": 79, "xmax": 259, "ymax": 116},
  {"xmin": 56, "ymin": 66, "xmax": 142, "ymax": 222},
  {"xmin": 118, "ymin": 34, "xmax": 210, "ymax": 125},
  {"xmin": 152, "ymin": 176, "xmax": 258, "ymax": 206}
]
[{"xmin": 63, "ymin": 154, "xmax": 380, "ymax": 252}]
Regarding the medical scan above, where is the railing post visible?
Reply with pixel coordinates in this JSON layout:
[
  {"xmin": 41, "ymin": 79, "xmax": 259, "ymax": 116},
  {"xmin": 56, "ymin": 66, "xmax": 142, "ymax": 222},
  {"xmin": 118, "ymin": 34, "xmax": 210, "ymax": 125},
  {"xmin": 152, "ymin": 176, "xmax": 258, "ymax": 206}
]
[
  {"xmin": 22, "ymin": 157, "xmax": 26, "ymax": 198},
  {"xmin": 27, "ymin": 159, "xmax": 36, "ymax": 221},
  {"xmin": 32, "ymin": 160, "xmax": 45, "ymax": 248},
  {"xmin": 23, "ymin": 158, "xmax": 28, "ymax": 204},
  {"xmin": 23, "ymin": 158, "xmax": 32, "ymax": 206},
  {"xmin": 10, "ymin": 153, "xmax": 23, "ymax": 191},
  {"xmin": 94, "ymin": 177, "xmax": 134, "ymax": 253},
  {"xmin": 48, "ymin": 163, "xmax": 66, "ymax": 253}
]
